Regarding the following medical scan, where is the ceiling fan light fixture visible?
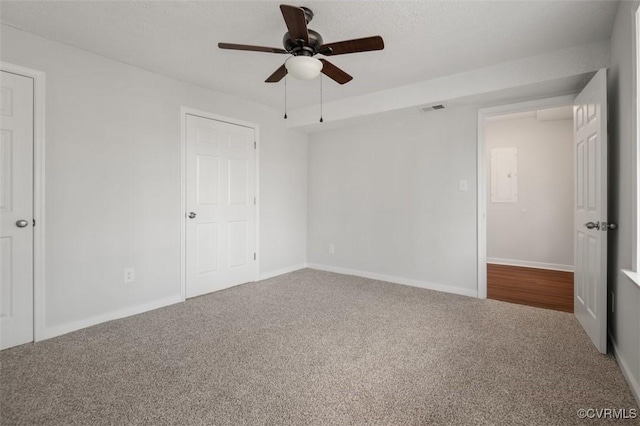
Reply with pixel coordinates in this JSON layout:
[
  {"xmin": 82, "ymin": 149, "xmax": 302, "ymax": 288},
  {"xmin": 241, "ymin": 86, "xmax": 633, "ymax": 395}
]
[{"xmin": 285, "ymin": 56, "xmax": 323, "ymax": 80}]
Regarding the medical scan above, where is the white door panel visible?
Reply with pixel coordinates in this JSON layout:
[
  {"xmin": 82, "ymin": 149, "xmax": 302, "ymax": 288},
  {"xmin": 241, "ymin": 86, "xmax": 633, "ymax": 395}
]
[
  {"xmin": 573, "ymin": 69, "xmax": 608, "ymax": 354},
  {"xmin": 0, "ymin": 71, "xmax": 34, "ymax": 350},
  {"xmin": 186, "ymin": 115, "xmax": 256, "ymax": 298}
]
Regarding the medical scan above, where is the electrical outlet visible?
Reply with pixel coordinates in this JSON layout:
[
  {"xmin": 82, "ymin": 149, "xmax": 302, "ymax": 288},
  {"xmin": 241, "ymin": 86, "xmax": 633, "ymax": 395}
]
[
  {"xmin": 328, "ymin": 244, "xmax": 335, "ymax": 255},
  {"xmin": 123, "ymin": 267, "xmax": 135, "ymax": 284}
]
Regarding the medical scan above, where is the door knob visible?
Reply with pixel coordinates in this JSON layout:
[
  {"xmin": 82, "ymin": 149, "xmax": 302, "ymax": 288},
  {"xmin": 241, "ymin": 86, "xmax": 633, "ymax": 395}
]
[
  {"xmin": 16, "ymin": 219, "xmax": 29, "ymax": 228},
  {"xmin": 188, "ymin": 212, "xmax": 196, "ymax": 219},
  {"xmin": 585, "ymin": 221, "xmax": 600, "ymax": 230}
]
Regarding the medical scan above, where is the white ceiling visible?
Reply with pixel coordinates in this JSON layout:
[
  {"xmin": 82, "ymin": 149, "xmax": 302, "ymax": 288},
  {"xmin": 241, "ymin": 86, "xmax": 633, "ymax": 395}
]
[{"xmin": 0, "ymin": 1, "xmax": 619, "ymax": 110}]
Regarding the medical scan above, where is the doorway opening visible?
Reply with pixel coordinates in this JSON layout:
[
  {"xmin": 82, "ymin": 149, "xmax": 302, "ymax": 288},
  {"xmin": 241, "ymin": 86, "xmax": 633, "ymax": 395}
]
[
  {"xmin": 485, "ymin": 105, "xmax": 574, "ymax": 312},
  {"xmin": 477, "ymin": 95, "xmax": 576, "ymax": 312},
  {"xmin": 478, "ymin": 71, "xmax": 607, "ymax": 354}
]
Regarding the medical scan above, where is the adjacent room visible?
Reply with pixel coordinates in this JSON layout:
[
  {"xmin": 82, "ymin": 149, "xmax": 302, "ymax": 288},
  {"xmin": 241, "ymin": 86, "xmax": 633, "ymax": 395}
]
[
  {"xmin": 484, "ymin": 105, "xmax": 575, "ymax": 313},
  {"xmin": 1, "ymin": 1, "xmax": 639, "ymax": 424}
]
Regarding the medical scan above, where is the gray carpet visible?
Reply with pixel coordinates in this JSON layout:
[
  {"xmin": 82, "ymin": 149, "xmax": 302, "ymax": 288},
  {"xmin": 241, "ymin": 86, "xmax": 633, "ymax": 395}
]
[{"xmin": 1, "ymin": 269, "xmax": 638, "ymax": 425}]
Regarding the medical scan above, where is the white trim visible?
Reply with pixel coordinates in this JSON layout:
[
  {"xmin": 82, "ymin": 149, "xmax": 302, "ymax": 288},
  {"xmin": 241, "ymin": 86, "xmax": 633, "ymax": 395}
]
[
  {"xmin": 43, "ymin": 295, "xmax": 183, "ymax": 341},
  {"xmin": 621, "ymin": 269, "xmax": 640, "ymax": 289},
  {"xmin": 477, "ymin": 94, "xmax": 576, "ymax": 300},
  {"xmin": 633, "ymin": 2, "xmax": 640, "ymax": 272},
  {"xmin": 179, "ymin": 107, "xmax": 260, "ymax": 300},
  {"xmin": 255, "ymin": 125, "xmax": 260, "ymax": 282},
  {"xmin": 611, "ymin": 336, "xmax": 640, "ymax": 406},
  {"xmin": 307, "ymin": 264, "xmax": 478, "ymax": 298},
  {"xmin": 478, "ymin": 111, "xmax": 487, "ymax": 299},
  {"xmin": 258, "ymin": 264, "xmax": 308, "ymax": 281},
  {"xmin": 487, "ymin": 258, "xmax": 574, "ymax": 272},
  {"xmin": 180, "ymin": 109, "xmax": 186, "ymax": 301},
  {"xmin": 0, "ymin": 62, "xmax": 46, "ymax": 342}
]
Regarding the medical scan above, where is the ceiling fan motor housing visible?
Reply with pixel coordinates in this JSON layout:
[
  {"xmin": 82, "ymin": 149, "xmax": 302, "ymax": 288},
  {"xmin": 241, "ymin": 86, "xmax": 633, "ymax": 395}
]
[
  {"xmin": 300, "ymin": 6, "xmax": 314, "ymax": 23},
  {"xmin": 283, "ymin": 29, "xmax": 323, "ymax": 56},
  {"xmin": 218, "ymin": 4, "xmax": 384, "ymax": 85}
]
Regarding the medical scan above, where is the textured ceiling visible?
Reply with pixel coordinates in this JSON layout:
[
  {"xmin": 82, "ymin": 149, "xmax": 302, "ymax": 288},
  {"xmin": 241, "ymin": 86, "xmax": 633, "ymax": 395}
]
[{"xmin": 0, "ymin": 1, "xmax": 619, "ymax": 110}]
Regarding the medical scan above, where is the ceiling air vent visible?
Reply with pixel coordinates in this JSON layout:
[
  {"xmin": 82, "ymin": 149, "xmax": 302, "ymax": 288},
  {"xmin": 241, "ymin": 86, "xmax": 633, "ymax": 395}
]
[{"xmin": 419, "ymin": 104, "xmax": 445, "ymax": 112}]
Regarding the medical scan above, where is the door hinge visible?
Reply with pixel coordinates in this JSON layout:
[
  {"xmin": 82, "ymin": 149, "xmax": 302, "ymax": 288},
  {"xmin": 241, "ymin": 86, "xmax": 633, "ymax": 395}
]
[
  {"xmin": 253, "ymin": 253, "xmax": 256, "ymax": 260},
  {"xmin": 254, "ymin": 196, "xmax": 256, "ymax": 205},
  {"xmin": 254, "ymin": 141, "xmax": 256, "ymax": 149}
]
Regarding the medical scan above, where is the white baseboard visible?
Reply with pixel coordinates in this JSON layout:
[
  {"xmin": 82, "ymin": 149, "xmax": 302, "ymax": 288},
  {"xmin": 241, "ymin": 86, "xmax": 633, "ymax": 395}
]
[
  {"xmin": 487, "ymin": 257, "xmax": 574, "ymax": 272},
  {"xmin": 41, "ymin": 263, "xmax": 309, "ymax": 342},
  {"xmin": 307, "ymin": 263, "xmax": 478, "ymax": 298},
  {"xmin": 258, "ymin": 264, "xmax": 308, "ymax": 281},
  {"xmin": 610, "ymin": 336, "xmax": 640, "ymax": 406},
  {"xmin": 41, "ymin": 294, "xmax": 183, "ymax": 341}
]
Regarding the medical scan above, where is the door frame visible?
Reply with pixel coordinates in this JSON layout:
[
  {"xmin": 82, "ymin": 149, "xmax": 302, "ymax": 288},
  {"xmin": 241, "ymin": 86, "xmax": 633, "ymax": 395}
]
[
  {"xmin": 179, "ymin": 107, "xmax": 260, "ymax": 301},
  {"xmin": 476, "ymin": 94, "xmax": 576, "ymax": 299},
  {"xmin": 0, "ymin": 62, "xmax": 46, "ymax": 342}
]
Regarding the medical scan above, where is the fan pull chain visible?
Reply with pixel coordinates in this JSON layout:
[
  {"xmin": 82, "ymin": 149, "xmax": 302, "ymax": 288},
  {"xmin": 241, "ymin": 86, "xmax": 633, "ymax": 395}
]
[
  {"xmin": 319, "ymin": 74, "xmax": 324, "ymax": 123},
  {"xmin": 284, "ymin": 75, "xmax": 288, "ymax": 119}
]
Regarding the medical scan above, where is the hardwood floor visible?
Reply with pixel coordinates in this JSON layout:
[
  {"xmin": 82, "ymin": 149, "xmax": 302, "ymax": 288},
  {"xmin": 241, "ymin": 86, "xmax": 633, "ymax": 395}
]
[{"xmin": 487, "ymin": 263, "xmax": 574, "ymax": 313}]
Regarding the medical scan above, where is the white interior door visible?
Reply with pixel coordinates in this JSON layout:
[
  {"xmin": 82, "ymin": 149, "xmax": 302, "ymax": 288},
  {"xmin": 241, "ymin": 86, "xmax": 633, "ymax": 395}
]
[
  {"xmin": 185, "ymin": 114, "xmax": 256, "ymax": 298},
  {"xmin": 0, "ymin": 71, "xmax": 34, "ymax": 350},
  {"xmin": 573, "ymin": 68, "xmax": 608, "ymax": 354}
]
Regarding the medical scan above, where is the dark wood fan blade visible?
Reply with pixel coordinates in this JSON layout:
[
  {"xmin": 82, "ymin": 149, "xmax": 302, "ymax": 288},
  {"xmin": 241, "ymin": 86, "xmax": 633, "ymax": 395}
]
[
  {"xmin": 320, "ymin": 36, "xmax": 384, "ymax": 56},
  {"xmin": 265, "ymin": 64, "xmax": 288, "ymax": 83},
  {"xmin": 319, "ymin": 59, "xmax": 352, "ymax": 84},
  {"xmin": 280, "ymin": 5, "xmax": 309, "ymax": 43},
  {"xmin": 218, "ymin": 43, "xmax": 288, "ymax": 54}
]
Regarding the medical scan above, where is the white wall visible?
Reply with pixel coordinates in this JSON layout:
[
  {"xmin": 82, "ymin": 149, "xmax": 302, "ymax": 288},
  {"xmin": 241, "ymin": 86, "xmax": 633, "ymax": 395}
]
[
  {"xmin": 288, "ymin": 41, "xmax": 610, "ymax": 130},
  {"xmin": 607, "ymin": 1, "xmax": 640, "ymax": 402},
  {"xmin": 307, "ymin": 107, "xmax": 478, "ymax": 297},
  {"xmin": 0, "ymin": 25, "xmax": 308, "ymax": 338},
  {"xmin": 485, "ymin": 116, "xmax": 573, "ymax": 269}
]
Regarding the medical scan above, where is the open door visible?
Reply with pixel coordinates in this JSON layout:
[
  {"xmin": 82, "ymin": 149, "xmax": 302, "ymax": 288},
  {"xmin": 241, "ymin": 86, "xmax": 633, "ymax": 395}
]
[{"xmin": 573, "ymin": 68, "xmax": 610, "ymax": 354}]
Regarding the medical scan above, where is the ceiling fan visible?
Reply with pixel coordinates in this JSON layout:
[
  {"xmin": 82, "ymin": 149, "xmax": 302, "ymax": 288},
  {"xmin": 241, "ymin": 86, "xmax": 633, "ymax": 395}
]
[{"xmin": 218, "ymin": 4, "xmax": 384, "ymax": 85}]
